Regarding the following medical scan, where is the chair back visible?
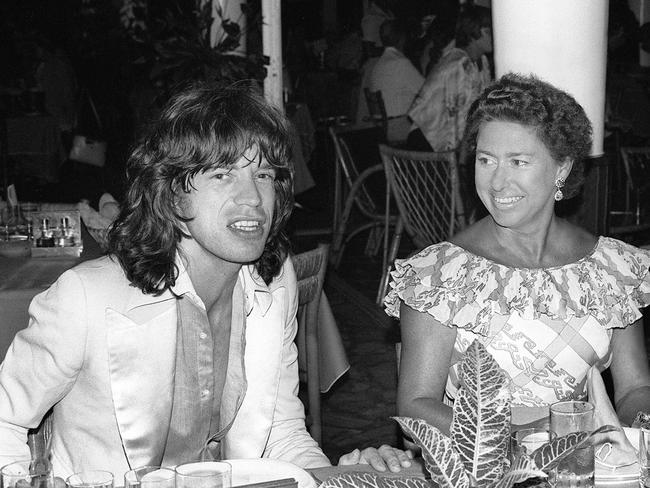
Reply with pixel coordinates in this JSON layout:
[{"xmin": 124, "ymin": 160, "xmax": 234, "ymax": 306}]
[
  {"xmin": 609, "ymin": 146, "xmax": 650, "ymax": 236},
  {"xmin": 329, "ymin": 126, "xmax": 380, "ymax": 218},
  {"xmin": 379, "ymin": 144, "xmax": 464, "ymax": 249},
  {"xmin": 364, "ymin": 88, "xmax": 388, "ymax": 139},
  {"xmin": 291, "ymin": 243, "xmax": 330, "ymax": 444}
]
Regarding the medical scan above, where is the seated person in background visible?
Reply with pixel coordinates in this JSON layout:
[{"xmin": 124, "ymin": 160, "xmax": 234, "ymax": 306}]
[
  {"xmin": 361, "ymin": 0, "xmax": 395, "ymax": 59},
  {"xmin": 387, "ymin": 73, "xmax": 650, "ymax": 433},
  {"xmin": 407, "ymin": 9, "xmax": 492, "ymax": 152},
  {"xmin": 0, "ymin": 82, "xmax": 412, "ymax": 479},
  {"xmin": 368, "ymin": 18, "xmax": 424, "ymax": 143}
]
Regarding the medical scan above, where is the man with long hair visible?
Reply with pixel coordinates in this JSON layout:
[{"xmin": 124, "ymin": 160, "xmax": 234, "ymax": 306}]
[{"xmin": 0, "ymin": 82, "xmax": 412, "ymax": 479}]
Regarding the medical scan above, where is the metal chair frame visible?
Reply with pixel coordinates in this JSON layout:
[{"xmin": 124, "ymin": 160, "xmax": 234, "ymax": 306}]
[
  {"xmin": 329, "ymin": 126, "xmax": 399, "ymax": 269},
  {"xmin": 291, "ymin": 243, "xmax": 330, "ymax": 445},
  {"xmin": 377, "ymin": 144, "xmax": 465, "ymax": 304}
]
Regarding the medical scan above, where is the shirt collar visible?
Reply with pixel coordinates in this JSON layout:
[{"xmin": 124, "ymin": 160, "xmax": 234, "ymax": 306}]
[
  {"xmin": 238, "ymin": 264, "xmax": 273, "ymax": 316},
  {"xmin": 124, "ymin": 255, "xmax": 274, "ymax": 317}
]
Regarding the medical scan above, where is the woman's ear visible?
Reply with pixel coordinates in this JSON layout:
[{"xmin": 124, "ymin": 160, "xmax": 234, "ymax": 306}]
[{"xmin": 557, "ymin": 157, "xmax": 574, "ymax": 181}]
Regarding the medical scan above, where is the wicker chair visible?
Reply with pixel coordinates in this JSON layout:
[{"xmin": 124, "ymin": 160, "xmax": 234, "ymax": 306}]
[
  {"xmin": 609, "ymin": 146, "xmax": 650, "ymax": 238},
  {"xmin": 377, "ymin": 144, "xmax": 466, "ymax": 304},
  {"xmin": 291, "ymin": 243, "xmax": 329, "ymax": 445},
  {"xmin": 329, "ymin": 126, "xmax": 399, "ymax": 270}
]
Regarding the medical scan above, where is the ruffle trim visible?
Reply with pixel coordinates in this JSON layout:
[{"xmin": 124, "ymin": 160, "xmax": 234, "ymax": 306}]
[{"xmin": 384, "ymin": 237, "xmax": 650, "ymax": 336}]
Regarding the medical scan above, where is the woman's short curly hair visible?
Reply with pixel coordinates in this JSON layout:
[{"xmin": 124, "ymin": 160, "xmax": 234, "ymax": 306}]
[
  {"xmin": 462, "ymin": 73, "xmax": 593, "ymax": 199},
  {"xmin": 107, "ymin": 81, "xmax": 294, "ymax": 295}
]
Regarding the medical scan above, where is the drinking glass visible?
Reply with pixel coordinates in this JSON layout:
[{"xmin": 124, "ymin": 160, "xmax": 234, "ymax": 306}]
[
  {"xmin": 1, "ymin": 459, "xmax": 54, "ymax": 488},
  {"xmin": 510, "ymin": 428, "xmax": 555, "ymax": 461},
  {"xmin": 549, "ymin": 400, "xmax": 595, "ymax": 488},
  {"xmin": 640, "ymin": 427, "xmax": 650, "ymax": 488},
  {"xmin": 174, "ymin": 462, "xmax": 231, "ymax": 488},
  {"xmin": 66, "ymin": 470, "xmax": 114, "ymax": 488},
  {"xmin": 124, "ymin": 466, "xmax": 175, "ymax": 488}
]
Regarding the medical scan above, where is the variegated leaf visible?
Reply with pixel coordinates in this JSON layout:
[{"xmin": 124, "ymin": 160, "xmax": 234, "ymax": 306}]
[
  {"xmin": 458, "ymin": 340, "xmax": 509, "ymax": 403},
  {"xmin": 493, "ymin": 453, "xmax": 547, "ymax": 488},
  {"xmin": 393, "ymin": 417, "xmax": 470, "ymax": 488},
  {"xmin": 318, "ymin": 473, "xmax": 431, "ymax": 488},
  {"xmin": 531, "ymin": 425, "xmax": 619, "ymax": 472},
  {"xmin": 450, "ymin": 341, "xmax": 511, "ymax": 486}
]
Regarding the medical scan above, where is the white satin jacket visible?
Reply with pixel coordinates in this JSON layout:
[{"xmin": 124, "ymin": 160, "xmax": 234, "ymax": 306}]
[{"xmin": 0, "ymin": 255, "xmax": 329, "ymax": 480}]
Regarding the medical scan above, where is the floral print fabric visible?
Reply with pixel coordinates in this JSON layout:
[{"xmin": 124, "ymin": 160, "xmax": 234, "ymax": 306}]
[{"xmin": 385, "ymin": 237, "xmax": 650, "ymax": 406}]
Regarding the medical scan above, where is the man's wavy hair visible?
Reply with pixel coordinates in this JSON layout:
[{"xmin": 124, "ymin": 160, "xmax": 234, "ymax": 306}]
[
  {"xmin": 462, "ymin": 73, "xmax": 593, "ymax": 199},
  {"xmin": 107, "ymin": 81, "xmax": 294, "ymax": 295}
]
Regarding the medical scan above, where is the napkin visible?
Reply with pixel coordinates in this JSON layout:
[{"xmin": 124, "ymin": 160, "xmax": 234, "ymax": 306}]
[
  {"xmin": 78, "ymin": 193, "xmax": 119, "ymax": 230},
  {"xmin": 587, "ymin": 366, "xmax": 638, "ymax": 468}
]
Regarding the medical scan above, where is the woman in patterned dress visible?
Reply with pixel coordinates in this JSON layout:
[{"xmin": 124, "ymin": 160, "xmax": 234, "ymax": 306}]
[{"xmin": 386, "ymin": 73, "xmax": 650, "ymax": 433}]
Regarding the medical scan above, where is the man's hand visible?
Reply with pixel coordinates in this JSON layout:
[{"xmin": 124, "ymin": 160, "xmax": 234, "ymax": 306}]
[{"xmin": 338, "ymin": 444, "xmax": 414, "ymax": 473}]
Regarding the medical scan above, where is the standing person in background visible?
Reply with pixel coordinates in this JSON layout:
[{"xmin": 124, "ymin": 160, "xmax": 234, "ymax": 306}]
[
  {"xmin": 368, "ymin": 19, "xmax": 424, "ymax": 143},
  {"xmin": 0, "ymin": 82, "xmax": 413, "ymax": 480},
  {"xmin": 407, "ymin": 8, "xmax": 492, "ymax": 152}
]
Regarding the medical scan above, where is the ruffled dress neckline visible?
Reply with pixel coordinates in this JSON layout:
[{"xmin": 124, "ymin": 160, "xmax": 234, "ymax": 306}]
[{"xmin": 384, "ymin": 236, "xmax": 650, "ymax": 336}]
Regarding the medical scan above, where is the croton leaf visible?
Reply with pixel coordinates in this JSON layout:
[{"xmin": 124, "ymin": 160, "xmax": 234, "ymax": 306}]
[
  {"xmin": 493, "ymin": 453, "xmax": 547, "ymax": 488},
  {"xmin": 393, "ymin": 417, "xmax": 470, "ymax": 488},
  {"xmin": 450, "ymin": 340, "xmax": 511, "ymax": 486},
  {"xmin": 531, "ymin": 424, "xmax": 619, "ymax": 472},
  {"xmin": 318, "ymin": 472, "xmax": 432, "ymax": 488}
]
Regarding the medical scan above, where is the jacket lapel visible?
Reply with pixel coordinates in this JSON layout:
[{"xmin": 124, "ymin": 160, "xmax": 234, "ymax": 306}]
[{"xmin": 106, "ymin": 288, "xmax": 178, "ymax": 469}]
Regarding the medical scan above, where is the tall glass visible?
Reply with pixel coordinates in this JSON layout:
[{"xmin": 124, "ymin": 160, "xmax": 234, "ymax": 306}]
[
  {"xmin": 1, "ymin": 459, "xmax": 54, "ymax": 488},
  {"xmin": 66, "ymin": 470, "xmax": 114, "ymax": 488},
  {"xmin": 549, "ymin": 400, "xmax": 595, "ymax": 488},
  {"xmin": 174, "ymin": 462, "xmax": 231, "ymax": 488},
  {"xmin": 640, "ymin": 427, "xmax": 650, "ymax": 488},
  {"xmin": 124, "ymin": 466, "xmax": 175, "ymax": 488}
]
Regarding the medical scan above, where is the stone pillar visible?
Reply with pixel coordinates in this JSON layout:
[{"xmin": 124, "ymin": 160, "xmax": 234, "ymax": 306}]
[
  {"xmin": 262, "ymin": 0, "xmax": 284, "ymax": 112},
  {"xmin": 492, "ymin": 0, "xmax": 608, "ymax": 156}
]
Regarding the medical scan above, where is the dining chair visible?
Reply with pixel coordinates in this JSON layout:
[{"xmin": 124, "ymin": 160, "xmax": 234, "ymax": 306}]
[
  {"xmin": 377, "ymin": 144, "xmax": 466, "ymax": 304},
  {"xmin": 363, "ymin": 88, "xmax": 389, "ymax": 141},
  {"xmin": 608, "ymin": 146, "xmax": 650, "ymax": 238},
  {"xmin": 291, "ymin": 243, "xmax": 330, "ymax": 445},
  {"xmin": 328, "ymin": 126, "xmax": 399, "ymax": 271}
]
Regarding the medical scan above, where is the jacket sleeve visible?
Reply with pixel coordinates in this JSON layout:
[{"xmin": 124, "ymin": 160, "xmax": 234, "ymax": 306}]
[
  {"xmin": 0, "ymin": 269, "xmax": 87, "ymax": 466},
  {"xmin": 261, "ymin": 258, "xmax": 331, "ymax": 468}
]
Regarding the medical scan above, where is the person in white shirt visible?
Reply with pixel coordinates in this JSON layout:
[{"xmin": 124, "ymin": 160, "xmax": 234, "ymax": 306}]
[
  {"xmin": 0, "ymin": 82, "xmax": 413, "ymax": 482},
  {"xmin": 368, "ymin": 19, "xmax": 425, "ymax": 143}
]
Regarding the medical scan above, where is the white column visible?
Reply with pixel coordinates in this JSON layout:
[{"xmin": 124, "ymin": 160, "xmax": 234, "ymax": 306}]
[
  {"xmin": 262, "ymin": 0, "xmax": 283, "ymax": 112},
  {"xmin": 492, "ymin": 0, "xmax": 608, "ymax": 156},
  {"xmin": 210, "ymin": 0, "xmax": 247, "ymax": 54}
]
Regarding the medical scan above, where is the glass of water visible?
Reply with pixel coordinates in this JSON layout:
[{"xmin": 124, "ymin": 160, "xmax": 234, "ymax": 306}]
[
  {"xmin": 124, "ymin": 466, "xmax": 175, "ymax": 488},
  {"xmin": 549, "ymin": 400, "xmax": 595, "ymax": 488},
  {"xmin": 1, "ymin": 459, "xmax": 54, "ymax": 488},
  {"xmin": 174, "ymin": 462, "xmax": 231, "ymax": 488},
  {"xmin": 640, "ymin": 427, "xmax": 650, "ymax": 488},
  {"xmin": 66, "ymin": 470, "xmax": 114, "ymax": 488}
]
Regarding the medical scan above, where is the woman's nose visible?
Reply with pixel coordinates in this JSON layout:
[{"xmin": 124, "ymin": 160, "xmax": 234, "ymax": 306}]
[{"xmin": 490, "ymin": 164, "xmax": 508, "ymax": 191}]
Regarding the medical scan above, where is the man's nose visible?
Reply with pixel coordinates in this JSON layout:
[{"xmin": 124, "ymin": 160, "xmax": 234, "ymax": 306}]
[{"xmin": 234, "ymin": 176, "xmax": 262, "ymax": 206}]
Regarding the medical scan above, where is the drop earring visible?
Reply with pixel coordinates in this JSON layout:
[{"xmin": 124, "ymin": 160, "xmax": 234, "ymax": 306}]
[{"xmin": 554, "ymin": 178, "xmax": 565, "ymax": 201}]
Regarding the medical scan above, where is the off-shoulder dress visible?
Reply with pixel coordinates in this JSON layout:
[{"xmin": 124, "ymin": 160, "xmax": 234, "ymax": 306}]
[{"xmin": 385, "ymin": 237, "xmax": 650, "ymax": 407}]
